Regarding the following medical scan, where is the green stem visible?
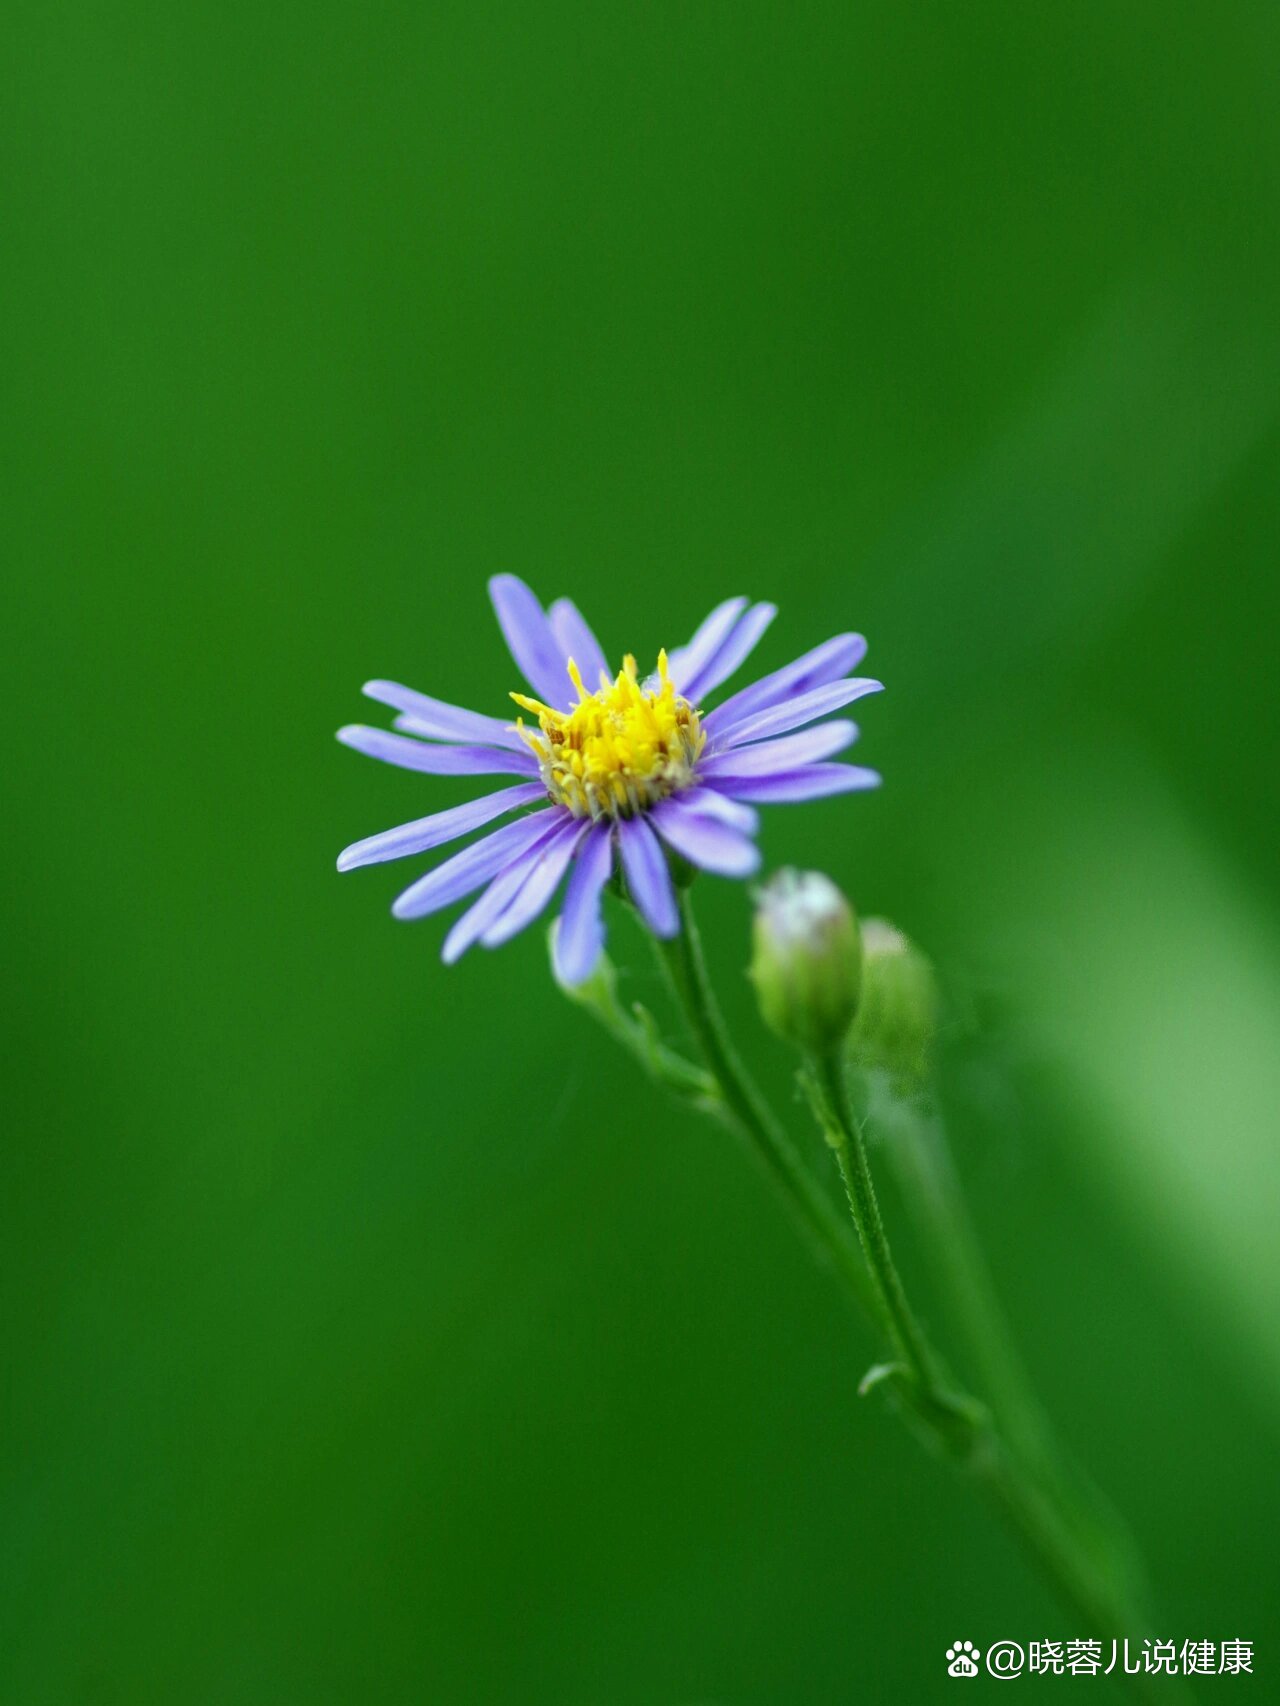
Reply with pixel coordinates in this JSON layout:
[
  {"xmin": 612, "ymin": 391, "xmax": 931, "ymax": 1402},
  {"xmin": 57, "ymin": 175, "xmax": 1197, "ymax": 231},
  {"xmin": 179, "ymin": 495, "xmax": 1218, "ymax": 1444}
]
[
  {"xmin": 648, "ymin": 889, "xmax": 1190, "ymax": 1705},
  {"xmin": 814, "ymin": 1050, "xmax": 938, "ymax": 1390},
  {"xmin": 980, "ymin": 1444, "xmax": 1184, "ymax": 1706},
  {"xmin": 652, "ymin": 889, "xmax": 877, "ymax": 1320},
  {"xmin": 867, "ymin": 1086, "xmax": 1146, "ymax": 1607}
]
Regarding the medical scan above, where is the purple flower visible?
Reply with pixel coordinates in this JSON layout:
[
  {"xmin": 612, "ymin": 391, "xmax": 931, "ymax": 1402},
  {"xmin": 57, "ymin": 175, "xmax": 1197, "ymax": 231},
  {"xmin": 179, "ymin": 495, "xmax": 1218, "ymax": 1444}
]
[{"xmin": 337, "ymin": 577, "xmax": 882, "ymax": 985}]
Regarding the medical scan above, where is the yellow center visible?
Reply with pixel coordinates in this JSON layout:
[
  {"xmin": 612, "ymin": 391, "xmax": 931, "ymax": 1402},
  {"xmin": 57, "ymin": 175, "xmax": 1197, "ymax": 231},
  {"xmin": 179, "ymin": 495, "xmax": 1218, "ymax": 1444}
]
[{"xmin": 511, "ymin": 651, "xmax": 704, "ymax": 820}]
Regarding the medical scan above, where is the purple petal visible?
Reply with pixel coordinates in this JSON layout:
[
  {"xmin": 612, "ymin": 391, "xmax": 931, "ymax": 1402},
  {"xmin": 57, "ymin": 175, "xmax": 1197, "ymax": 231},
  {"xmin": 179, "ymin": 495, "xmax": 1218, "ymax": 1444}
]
[
  {"xmin": 337, "ymin": 782, "xmax": 547, "ymax": 872},
  {"xmin": 680, "ymin": 602, "xmax": 777, "ymax": 704},
  {"xmin": 488, "ymin": 574, "xmax": 577, "ymax": 709},
  {"xmin": 338, "ymin": 726, "xmax": 537, "ymax": 777},
  {"xmin": 441, "ymin": 848, "xmax": 547, "ymax": 964},
  {"xmin": 443, "ymin": 817, "xmax": 583, "ymax": 963},
  {"xmin": 361, "ymin": 681, "xmax": 524, "ymax": 750},
  {"xmin": 480, "ymin": 819, "xmax": 588, "ymax": 950},
  {"xmin": 548, "ymin": 598, "xmax": 610, "ymax": 689},
  {"xmin": 650, "ymin": 797, "xmax": 761, "ymax": 877},
  {"xmin": 704, "ymin": 633, "xmax": 869, "ymax": 731},
  {"xmin": 712, "ymin": 764, "xmax": 881, "ymax": 804},
  {"xmin": 554, "ymin": 823, "xmax": 614, "ymax": 985},
  {"xmin": 700, "ymin": 722, "xmax": 857, "ymax": 780},
  {"xmin": 711, "ymin": 678, "xmax": 883, "ymax": 750},
  {"xmin": 666, "ymin": 598, "xmax": 748, "ymax": 696},
  {"xmin": 674, "ymin": 786, "xmax": 759, "ymax": 833},
  {"xmin": 391, "ymin": 809, "xmax": 563, "ymax": 920},
  {"xmin": 617, "ymin": 815, "xmax": 679, "ymax": 938}
]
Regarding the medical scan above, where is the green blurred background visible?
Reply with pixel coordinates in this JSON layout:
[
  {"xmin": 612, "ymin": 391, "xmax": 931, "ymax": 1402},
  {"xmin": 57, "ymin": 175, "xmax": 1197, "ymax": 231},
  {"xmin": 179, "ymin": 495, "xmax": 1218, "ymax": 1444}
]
[{"xmin": 5, "ymin": 3, "xmax": 1279, "ymax": 1700}]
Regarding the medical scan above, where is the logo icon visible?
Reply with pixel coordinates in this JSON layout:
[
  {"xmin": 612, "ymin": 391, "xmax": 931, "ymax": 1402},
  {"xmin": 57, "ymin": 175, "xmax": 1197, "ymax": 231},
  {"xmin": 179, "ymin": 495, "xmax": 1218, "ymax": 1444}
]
[{"xmin": 946, "ymin": 1641, "xmax": 982, "ymax": 1677}]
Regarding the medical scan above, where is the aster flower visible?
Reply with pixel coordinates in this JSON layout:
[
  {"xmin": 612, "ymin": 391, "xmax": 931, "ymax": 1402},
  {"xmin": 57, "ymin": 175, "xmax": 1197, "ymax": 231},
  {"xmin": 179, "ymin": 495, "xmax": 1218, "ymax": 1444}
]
[{"xmin": 337, "ymin": 577, "xmax": 882, "ymax": 985}]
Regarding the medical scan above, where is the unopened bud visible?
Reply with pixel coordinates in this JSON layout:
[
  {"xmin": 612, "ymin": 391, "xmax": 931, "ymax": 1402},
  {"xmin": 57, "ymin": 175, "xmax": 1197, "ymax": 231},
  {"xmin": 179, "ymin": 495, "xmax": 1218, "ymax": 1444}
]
[
  {"xmin": 750, "ymin": 870, "xmax": 862, "ymax": 1053},
  {"xmin": 846, "ymin": 919, "xmax": 937, "ymax": 1086}
]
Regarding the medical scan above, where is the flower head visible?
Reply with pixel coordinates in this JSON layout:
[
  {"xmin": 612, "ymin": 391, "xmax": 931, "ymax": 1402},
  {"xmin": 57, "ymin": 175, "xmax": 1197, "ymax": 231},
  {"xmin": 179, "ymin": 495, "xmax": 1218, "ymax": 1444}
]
[{"xmin": 337, "ymin": 577, "xmax": 882, "ymax": 985}]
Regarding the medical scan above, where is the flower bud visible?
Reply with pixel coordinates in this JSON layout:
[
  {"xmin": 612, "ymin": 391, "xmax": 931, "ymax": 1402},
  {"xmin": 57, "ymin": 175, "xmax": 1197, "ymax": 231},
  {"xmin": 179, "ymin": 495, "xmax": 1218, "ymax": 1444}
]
[
  {"xmin": 750, "ymin": 870, "xmax": 862, "ymax": 1054},
  {"xmin": 845, "ymin": 919, "xmax": 937, "ymax": 1087}
]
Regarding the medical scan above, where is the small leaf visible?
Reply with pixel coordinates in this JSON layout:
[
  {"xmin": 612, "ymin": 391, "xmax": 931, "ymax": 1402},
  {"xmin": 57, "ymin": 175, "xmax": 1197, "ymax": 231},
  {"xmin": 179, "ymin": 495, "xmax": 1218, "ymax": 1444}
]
[{"xmin": 859, "ymin": 1361, "xmax": 914, "ymax": 1399}]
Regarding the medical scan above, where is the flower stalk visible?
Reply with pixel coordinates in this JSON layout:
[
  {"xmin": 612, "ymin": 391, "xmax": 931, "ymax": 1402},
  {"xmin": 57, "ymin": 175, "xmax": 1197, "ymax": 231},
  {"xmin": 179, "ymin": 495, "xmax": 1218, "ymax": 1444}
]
[
  {"xmin": 807, "ymin": 1050, "xmax": 939, "ymax": 1394},
  {"xmin": 651, "ymin": 888, "xmax": 879, "ymax": 1319},
  {"xmin": 633, "ymin": 887, "xmax": 1190, "ymax": 1704}
]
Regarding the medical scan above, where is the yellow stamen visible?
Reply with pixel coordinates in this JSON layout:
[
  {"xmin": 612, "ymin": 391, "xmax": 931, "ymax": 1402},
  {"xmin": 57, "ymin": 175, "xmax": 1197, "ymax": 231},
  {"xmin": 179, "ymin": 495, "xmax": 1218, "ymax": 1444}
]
[
  {"xmin": 510, "ymin": 691, "xmax": 554, "ymax": 718},
  {"xmin": 511, "ymin": 654, "xmax": 704, "ymax": 820}
]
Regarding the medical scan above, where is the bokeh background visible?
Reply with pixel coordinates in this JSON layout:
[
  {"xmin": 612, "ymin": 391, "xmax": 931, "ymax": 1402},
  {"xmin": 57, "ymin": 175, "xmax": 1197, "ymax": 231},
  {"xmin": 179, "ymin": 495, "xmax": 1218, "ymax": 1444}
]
[{"xmin": 5, "ymin": 3, "xmax": 1279, "ymax": 1700}]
